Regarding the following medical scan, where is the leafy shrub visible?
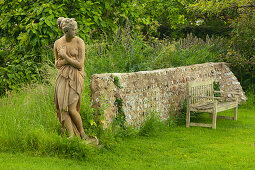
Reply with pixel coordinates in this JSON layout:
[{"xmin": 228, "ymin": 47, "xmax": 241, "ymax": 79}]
[
  {"xmin": 0, "ymin": 53, "xmax": 43, "ymax": 95},
  {"xmin": 213, "ymin": 11, "xmax": 255, "ymax": 91},
  {"xmin": 230, "ymin": 10, "xmax": 255, "ymax": 58},
  {"xmin": 225, "ymin": 12, "xmax": 255, "ymax": 90}
]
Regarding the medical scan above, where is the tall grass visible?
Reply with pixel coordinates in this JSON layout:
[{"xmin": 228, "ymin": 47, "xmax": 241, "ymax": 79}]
[
  {"xmin": 85, "ymin": 30, "xmax": 220, "ymax": 77},
  {"xmin": 0, "ymin": 66, "xmax": 97, "ymax": 159}
]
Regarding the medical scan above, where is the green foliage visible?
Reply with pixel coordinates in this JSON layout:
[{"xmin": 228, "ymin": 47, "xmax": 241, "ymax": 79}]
[
  {"xmin": 148, "ymin": 34, "xmax": 219, "ymax": 69},
  {"xmin": 183, "ymin": 0, "xmax": 255, "ymax": 40},
  {"xmin": 0, "ymin": 82, "xmax": 93, "ymax": 159},
  {"xmin": 0, "ymin": 53, "xmax": 43, "ymax": 95},
  {"xmin": 112, "ymin": 75, "xmax": 123, "ymax": 89},
  {"xmin": 4, "ymin": 0, "xmax": 254, "ymax": 95},
  {"xmin": 138, "ymin": 114, "xmax": 165, "ymax": 137},
  {"xmin": 84, "ymin": 31, "xmax": 151, "ymax": 75},
  {"xmin": 174, "ymin": 99, "xmax": 187, "ymax": 125},
  {"xmin": 242, "ymin": 91, "xmax": 255, "ymax": 109},
  {"xmin": 215, "ymin": 10, "xmax": 255, "ymax": 90},
  {"xmin": 0, "ymin": 0, "xmax": 147, "ymax": 46},
  {"xmin": 213, "ymin": 81, "xmax": 221, "ymax": 97},
  {"xmin": 230, "ymin": 13, "xmax": 255, "ymax": 58},
  {"xmin": 85, "ymin": 30, "xmax": 219, "ymax": 79},
  {"xmin": 0, "ymin": 0, "xmax": 65, "ymax": 95},
  {"xmin": 0, "ymin": 0, "xmax": 162, "ymax": 95},
  {"xmin": 186, "ymin": 0, "xmax": 254, "ymax": 20},
  {"xmin": 114, "ymin": 98, "xmax": 126, "ymax": 129},
  {"xmin": 139, "ymin": 0, "xmax": 188, "ymax": 37}
]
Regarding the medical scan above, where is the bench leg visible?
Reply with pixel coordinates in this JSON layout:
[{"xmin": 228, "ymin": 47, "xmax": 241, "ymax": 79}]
[
  {"xmin": 234, "ymin": 106, "xmax": 238, "ymax": 120},
  {"xmin": 186, "ymin": 109, "xmax": 190, "ymax": 127},
  {"xmin": 212, "ymin": 111, "xmax": 217, "ymax": 129}
]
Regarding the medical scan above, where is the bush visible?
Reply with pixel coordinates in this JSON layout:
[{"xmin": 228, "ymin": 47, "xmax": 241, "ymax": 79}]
[{"xmin": 214, "ymin": 12, "xmax": 255, "ymax": 91}]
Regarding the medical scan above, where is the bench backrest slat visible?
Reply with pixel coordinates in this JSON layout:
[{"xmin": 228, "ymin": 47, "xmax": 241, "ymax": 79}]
[{"xmin": 187, "ymin": 79, "xmax": 214, "ymax": 105}]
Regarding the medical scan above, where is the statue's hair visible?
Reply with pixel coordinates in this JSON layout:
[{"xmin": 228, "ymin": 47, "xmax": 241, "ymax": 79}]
[{"xmin": 57, "ymin": 17, "xmax": 77, "ymax": 33}]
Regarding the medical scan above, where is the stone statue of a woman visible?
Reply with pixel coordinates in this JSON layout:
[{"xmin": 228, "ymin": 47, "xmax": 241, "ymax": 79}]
[{"xmin": 54, "ymin": 17, "xmax": 89, "ymax": 140}]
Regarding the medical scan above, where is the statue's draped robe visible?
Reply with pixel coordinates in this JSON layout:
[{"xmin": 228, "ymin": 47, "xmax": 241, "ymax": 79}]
[{"xmin": 54, "ymin": 63, "xmax": 86, "ymax": 136}]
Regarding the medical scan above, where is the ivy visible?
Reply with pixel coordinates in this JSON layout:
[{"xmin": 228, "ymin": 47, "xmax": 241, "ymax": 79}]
[
  {"xmin": 114, "ymin": 98, "xmax": 126, "ymax": 129},
  {"xmin": 112, "ymin": 75, "xmax": 123, "ymax": 89}
]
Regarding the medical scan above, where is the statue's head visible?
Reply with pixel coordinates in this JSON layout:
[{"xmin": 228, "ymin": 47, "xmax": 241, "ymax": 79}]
[{"xmin": 57, "ymin": 17, "xmax": 77, "ymax": 38}]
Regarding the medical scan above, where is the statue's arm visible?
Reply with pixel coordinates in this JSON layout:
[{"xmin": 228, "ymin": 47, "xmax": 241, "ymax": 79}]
[
  {"xmin": 62, "ymin": 38, "xmax": 85, "ymax": 70},
  {"xmin": 54, "ymin": 41, "xmax": 67, "ymax": 69}
]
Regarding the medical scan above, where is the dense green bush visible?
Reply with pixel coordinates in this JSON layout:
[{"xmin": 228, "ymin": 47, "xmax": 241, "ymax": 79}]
[
  {"xmin": 0, "ymin": 52, "xmax": 43, "ymax": 94},
  {"xmin": 216, "ymin": 12, "xmax": 255, "ymax": 91}
]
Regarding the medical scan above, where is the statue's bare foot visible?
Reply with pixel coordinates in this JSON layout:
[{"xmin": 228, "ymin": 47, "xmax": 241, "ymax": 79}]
[
  {"xmin": 81, "ymin": 132, "xmax": 89, "ymax": 140},
  {"xmin": 86, "ymin": 137, "xmax": 99, "ymax": 145}
]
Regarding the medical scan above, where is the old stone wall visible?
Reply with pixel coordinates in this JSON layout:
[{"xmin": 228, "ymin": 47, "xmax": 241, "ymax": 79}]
[{"xmin": 90, "ymin": 62, "xmax": 247, "ymax": 128}]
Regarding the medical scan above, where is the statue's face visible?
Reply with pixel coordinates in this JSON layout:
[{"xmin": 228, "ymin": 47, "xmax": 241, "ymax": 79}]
[{"xmin": 66, "ymin": 24, "xmax": 77, "ymax": 39}]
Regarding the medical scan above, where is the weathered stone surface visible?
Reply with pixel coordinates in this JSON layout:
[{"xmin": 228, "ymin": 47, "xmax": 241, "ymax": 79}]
[{"xmin": 90, "ymin": 62, "xmax": 247, "ymax": 128}]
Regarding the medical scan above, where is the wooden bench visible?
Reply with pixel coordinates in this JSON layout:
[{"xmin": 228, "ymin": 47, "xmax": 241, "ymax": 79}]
[{"xmin": 186, "ymin": 79, "xmax": 239, "ymax": 129}]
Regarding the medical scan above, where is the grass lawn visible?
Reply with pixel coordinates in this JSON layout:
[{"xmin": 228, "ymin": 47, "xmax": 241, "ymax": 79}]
[{"xmin": 1, "ymin": 104, "xmax": 255, "ymax": 169}]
